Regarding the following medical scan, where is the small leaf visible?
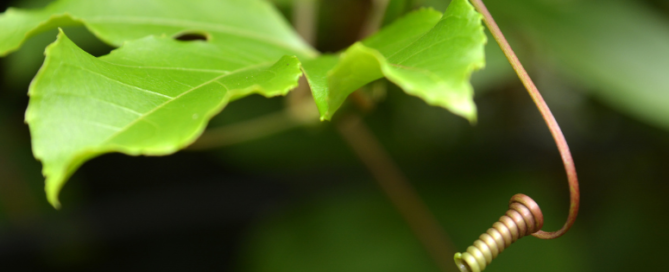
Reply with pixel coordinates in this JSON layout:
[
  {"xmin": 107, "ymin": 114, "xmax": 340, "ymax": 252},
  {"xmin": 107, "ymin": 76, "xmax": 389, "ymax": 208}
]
[
  {"xmin": 27, "ymin": 30, "xmax": 302, "ymax": 208},
  {"xmin": 304, "ymin": 0, "xmax": 486, "ymax": 121}
]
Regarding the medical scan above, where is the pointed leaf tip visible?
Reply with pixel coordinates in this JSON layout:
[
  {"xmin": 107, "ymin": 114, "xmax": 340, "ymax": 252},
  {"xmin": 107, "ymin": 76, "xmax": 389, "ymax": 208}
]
[{"xmin": 47, "ymin": 189, "xmax": 62, "ymax": 210}]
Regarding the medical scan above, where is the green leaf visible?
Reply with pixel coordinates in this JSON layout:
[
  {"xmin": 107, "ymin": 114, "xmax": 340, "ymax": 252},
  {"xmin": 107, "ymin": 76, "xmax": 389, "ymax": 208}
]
[
  {"xmin": 0, "ymin": 0, "xmax": 315, "ymax": 208},
  {"xmin": 27, "ymin": 30, "xmax": 302, "ymax": 208},
  {"xmin": 304, "ymin": 0, "xmax": 486, "ymax": 121},
  {"xmin": 0, "ymin": 0, "xmax": 317, "ymax": 58}
]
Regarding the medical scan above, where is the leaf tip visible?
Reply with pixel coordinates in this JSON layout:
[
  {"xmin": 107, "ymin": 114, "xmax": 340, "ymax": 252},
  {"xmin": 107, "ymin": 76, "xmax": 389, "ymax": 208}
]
[
  {"xmin": 56, "ymin": 27, "xmax": 68, "ymax": 39},
  {"xmin": 52, "ymin": 27, "xmax": 69, "ymax": 46},
  {"xmin": 459, "ymin": 102, "xmax": 478, "ymax": 125},
  {"xmin": 467, "ymin": 113, "xmax": 478, "ymax": 126},
  {"xmin": 43, "ymin": 169, "xmax": 69, "ymax": 210},
  {"xmin": 320, "ymin": 114, "xmax": 331, "ymax": 122},
  {"xmin": 46, "ymin": 182, "xmax": 62, "ymax": 210}
]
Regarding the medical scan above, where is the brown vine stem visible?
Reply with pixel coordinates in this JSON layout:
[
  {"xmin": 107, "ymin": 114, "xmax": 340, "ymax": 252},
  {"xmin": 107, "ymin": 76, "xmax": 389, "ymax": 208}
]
[
  {"xmin": 340, "ymin": 2, "xmax": 458, "ymax": 271},
  {"xmin": 187, "ymin": 109, "xmax": 309, "ymax": 150},
  {"xmin": 470, "ymin": 0, "xmax": 580, "ymax": 239},
  {"xmin": 336, "ymin": 114, "xmax": 457, "ymax": 272},
  {"xmin": 359, "ymin": 0, "xmax": 390, "ymax": 39},
  {"xmin": 293, "ymin": 0, "xmax": 319, "ymax": 46}
]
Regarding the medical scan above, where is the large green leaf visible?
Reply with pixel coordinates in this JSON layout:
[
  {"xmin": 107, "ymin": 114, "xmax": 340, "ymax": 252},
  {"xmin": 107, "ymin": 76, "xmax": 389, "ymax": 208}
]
[
  {"xmin": 0, "ymin": 0, "xmax": 314, "ymax": 208},
  {"xmin": 0, "ymin": 0, "xmax": 317, "ymax": 58},
  {"xmin": 28, "ymin": 30, "xmax": 302, "ymax": 208},
  {"xmin": 304, "ymin": 0, "xmax": 486, "ymax": 121}
]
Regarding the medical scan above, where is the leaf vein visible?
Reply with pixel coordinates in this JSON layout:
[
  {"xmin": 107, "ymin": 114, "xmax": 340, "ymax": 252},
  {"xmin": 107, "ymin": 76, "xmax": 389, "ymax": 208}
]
[
  {"xmin": 100, "ymin": 60, "xmax": 275, "ymax": 145},
  {"xmin": 50, "ymin": 91, "xmax": 144, "ymax": 116},
  {"xmin": 67, "ymin": 64, "xmax": 175, "ymax": 99},
  {"xmin": 79, "ymin": 120, "xmax": 123, "ymax": 131},
  {"xmin": 106, "ymin": 63, "xmax": 230, "ymax": 74}
]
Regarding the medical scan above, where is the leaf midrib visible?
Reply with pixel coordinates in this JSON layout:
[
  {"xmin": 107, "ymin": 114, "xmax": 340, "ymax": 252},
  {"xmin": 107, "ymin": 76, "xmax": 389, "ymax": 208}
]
[
  {"xmin": 72, "ymin": 64, "xmax": 175, "ymax": 99},
  {"xmin": 99, "ymin": 60, "xmax": 276, "ymax": 146}
]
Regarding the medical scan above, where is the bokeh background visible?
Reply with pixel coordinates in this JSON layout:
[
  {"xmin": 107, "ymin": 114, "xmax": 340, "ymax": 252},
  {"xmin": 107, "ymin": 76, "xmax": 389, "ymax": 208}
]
[{"xmin": 1, "ymin": 0, "xmax": 668, "ymax": 271}]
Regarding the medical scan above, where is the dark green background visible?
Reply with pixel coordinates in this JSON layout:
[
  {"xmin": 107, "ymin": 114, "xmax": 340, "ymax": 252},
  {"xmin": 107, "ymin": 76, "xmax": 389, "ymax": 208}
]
[{"xmin": 1, "ymin": 0, "xmax": 668, "ymax": 271}]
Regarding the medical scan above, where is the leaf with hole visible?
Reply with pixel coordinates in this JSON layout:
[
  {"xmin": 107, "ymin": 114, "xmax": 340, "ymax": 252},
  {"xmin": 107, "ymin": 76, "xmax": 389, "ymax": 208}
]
[
  {"xmin": 0, "ymin": 0, "xmax": 317, "ymax": 58},
  {"xmin": 0, "ymin": 0, "xmax": 313, "ymax": 208},
  {"xmin": 0, "ymin": 0, "xmax": 487, "ymax": 207},
  {"xmin": 28, "ymin": 31, "xmax": 302, "ymax": 208}
]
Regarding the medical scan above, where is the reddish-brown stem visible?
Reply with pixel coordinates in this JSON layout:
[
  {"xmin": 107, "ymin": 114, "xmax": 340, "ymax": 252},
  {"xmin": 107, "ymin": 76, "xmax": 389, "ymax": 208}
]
[
  {"xmin": 336, "ymin": 114, "xmax": 458, "ymax": 272},
  {"xmin": 470, "ymin": 0, "xmax": 580, "ymax": 239}
]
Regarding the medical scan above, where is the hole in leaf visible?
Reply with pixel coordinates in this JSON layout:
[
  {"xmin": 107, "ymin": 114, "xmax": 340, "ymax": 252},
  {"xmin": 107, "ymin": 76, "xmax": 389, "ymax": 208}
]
[{"xmin": 174, "ymin": 32, "xmax": 209, "ymax": 42}]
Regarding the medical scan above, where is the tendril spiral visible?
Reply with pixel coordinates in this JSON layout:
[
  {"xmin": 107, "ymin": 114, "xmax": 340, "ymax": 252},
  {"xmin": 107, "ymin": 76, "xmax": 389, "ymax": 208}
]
[{"xmin": 453, "ymin": 194, "xmax": 544, "ymax": 272}]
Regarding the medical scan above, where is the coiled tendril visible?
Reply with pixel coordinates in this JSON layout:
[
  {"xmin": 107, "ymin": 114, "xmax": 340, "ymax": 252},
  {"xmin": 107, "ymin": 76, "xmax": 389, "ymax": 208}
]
[
  {"xmin": 451, "ymin": 0, "xmax": 582, "ymax": 271},
  {"xmin": 454, "ymin": 194, "xmax": 544, "ymax": 272}
]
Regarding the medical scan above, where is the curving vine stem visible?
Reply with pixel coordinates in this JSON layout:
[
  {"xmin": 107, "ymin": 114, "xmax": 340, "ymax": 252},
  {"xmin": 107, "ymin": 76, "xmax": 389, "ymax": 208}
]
[
  {"xmin": 453, "ymin": 1, "xmax": 581, "ymax": 271},
  {"xmin": 470, "ymin": 0, "xmax": 580, "ymax": 240}
]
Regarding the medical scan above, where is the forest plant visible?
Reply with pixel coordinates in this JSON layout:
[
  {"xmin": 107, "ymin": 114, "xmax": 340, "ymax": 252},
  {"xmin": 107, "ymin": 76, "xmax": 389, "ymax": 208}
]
[{"xmin": 0, "ymin": 0, "xmax": 579, "ymax": 271}]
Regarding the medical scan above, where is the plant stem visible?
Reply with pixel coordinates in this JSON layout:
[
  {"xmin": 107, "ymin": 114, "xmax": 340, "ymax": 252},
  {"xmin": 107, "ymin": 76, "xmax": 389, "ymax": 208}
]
[
  {"xmin": 470, "ymin": 0, "xmax": 580, "ymax": 239},
  {"xmin": 187, "ymin": 109, "xmax": 310, "ymax": 150},
  {"xmin": 342, "ymin": 2, "xmax": 458, "ymax": 269},
  {"xmin": 293, "ymin": 0, "xmax": 319, "ymax": 46},
  {"xmin": 359, "ymin": 0, "xmax": 391, "ymax": 39},
  {"xmin": 194, "ymin": 2, "xmax": 458, "ymax": 269},
  {"xmin": 336, "ymin": 114, "xmax": 457, "ymax": 272}
]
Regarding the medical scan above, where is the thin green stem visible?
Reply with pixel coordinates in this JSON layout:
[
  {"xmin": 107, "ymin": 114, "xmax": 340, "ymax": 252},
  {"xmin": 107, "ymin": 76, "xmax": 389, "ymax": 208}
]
[{"xmin": 470, "ymin": 0, "xmax": 580, "ymax": 239}]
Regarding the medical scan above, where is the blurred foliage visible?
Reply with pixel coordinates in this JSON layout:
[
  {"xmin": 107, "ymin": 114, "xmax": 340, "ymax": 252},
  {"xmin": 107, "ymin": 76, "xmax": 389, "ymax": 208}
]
[
  {"xmin": 486, "ymin": 0, "xmax": 669, "ymax": 131},
  {"xmin": 1, "ymin": 0, "xmax": 669, "ymax": 271}
]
